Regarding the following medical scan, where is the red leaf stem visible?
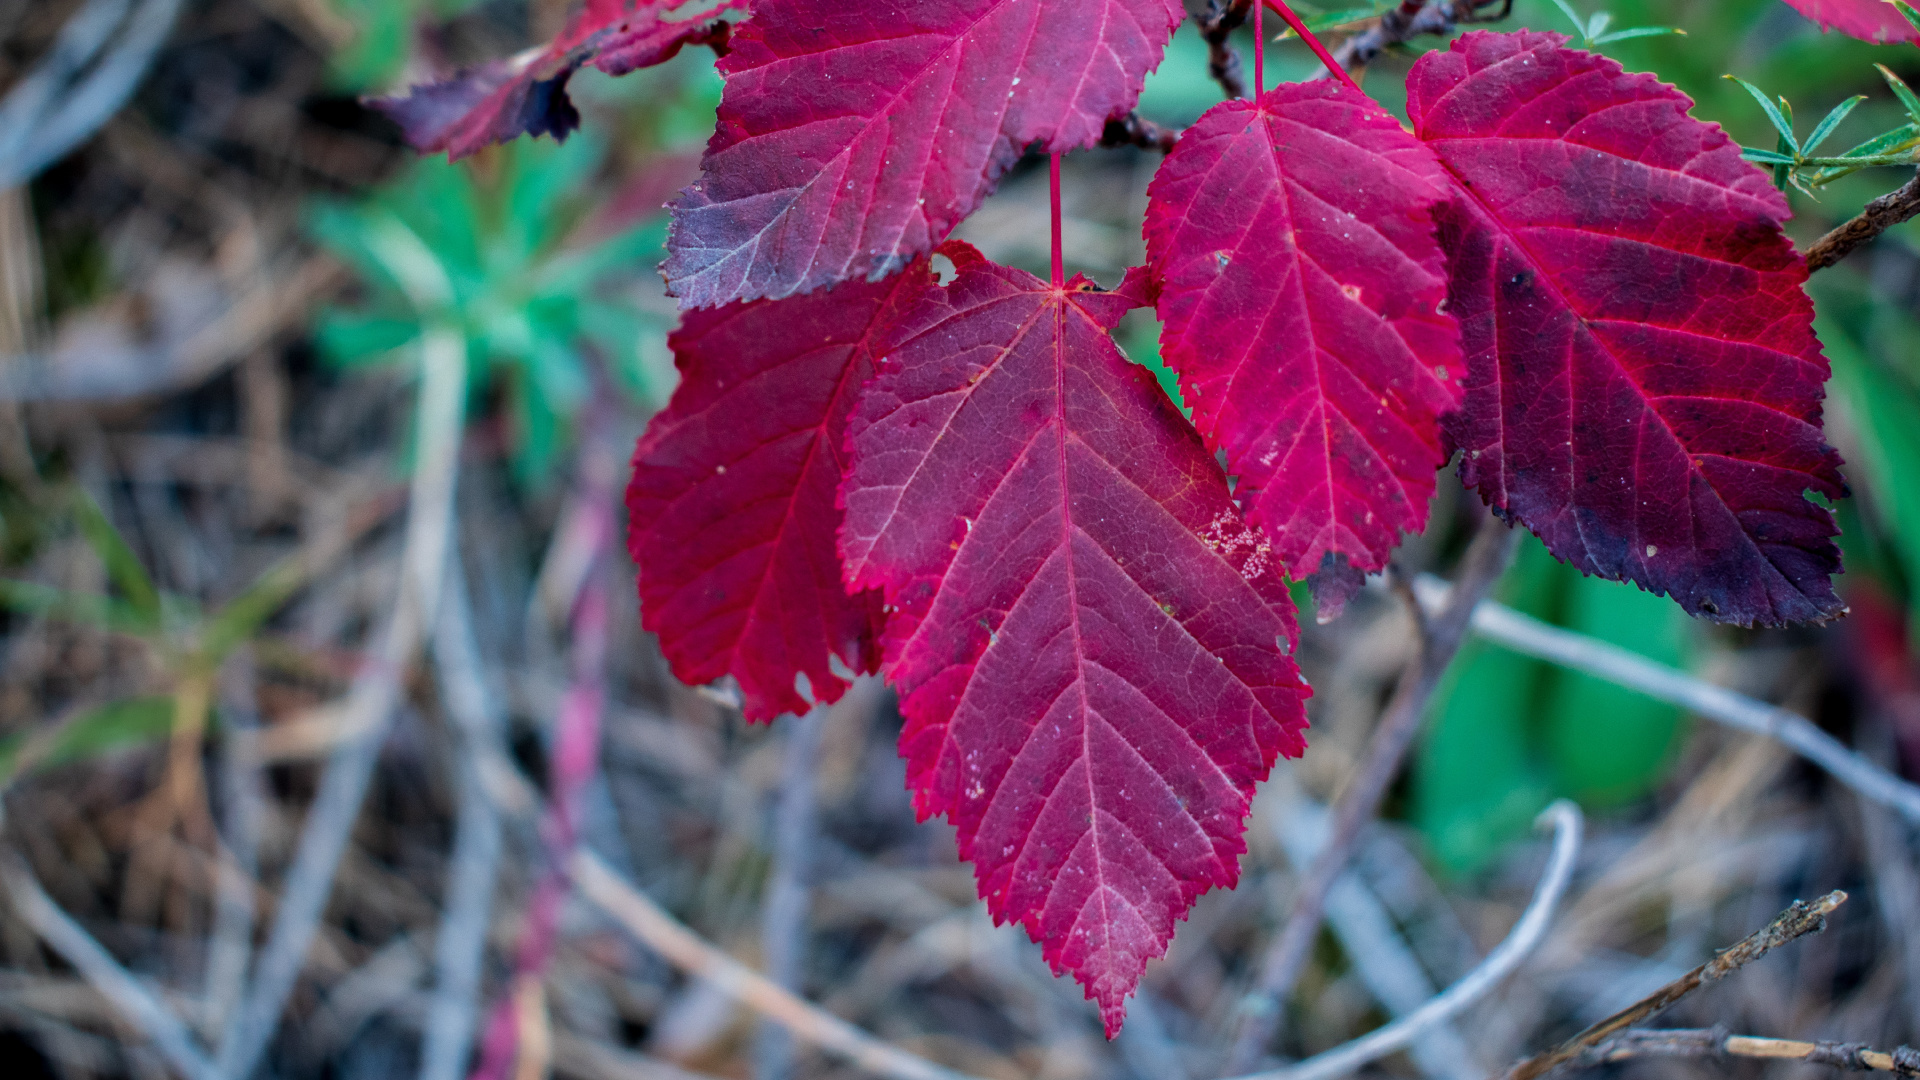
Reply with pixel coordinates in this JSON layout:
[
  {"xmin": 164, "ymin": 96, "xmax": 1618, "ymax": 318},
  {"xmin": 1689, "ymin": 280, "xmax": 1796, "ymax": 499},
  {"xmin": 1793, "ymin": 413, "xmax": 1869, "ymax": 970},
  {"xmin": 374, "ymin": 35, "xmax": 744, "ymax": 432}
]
[
  {"xmin": 470, "ymin": 438, "xmax": 617, "ymax": 1079},
  {"xmin": 1050, "ymin": 153, "xmax": 1065, "ymax": 289},
  {"xmin": 1265, "ymin": 0, "xmax": 1359, "ymax": 92},
  {"xmin": 1253, "ymin": 0, "xmax": 1264, "ymax": 97}
]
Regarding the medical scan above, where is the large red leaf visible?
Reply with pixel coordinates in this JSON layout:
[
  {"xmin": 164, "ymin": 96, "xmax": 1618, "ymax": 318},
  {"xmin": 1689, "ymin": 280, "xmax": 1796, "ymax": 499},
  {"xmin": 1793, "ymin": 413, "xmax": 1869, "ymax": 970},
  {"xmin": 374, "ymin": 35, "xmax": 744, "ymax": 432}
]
[
  {"xmin": 662, "ymin": 0, "xmax": 1185, "ymax": 309},
  {"xmin": 374, "ymin": 0, "xmax": 745, "ymax": 160},
  {"xmin": 839, "ymin": 242, "xmax": 1310, "ymax": 1033},
  {"xmin": 627, "ymin": 269, "xmax": 930, "ymax": 721},
  {"xmin": 1778, "ymin": 0, "xmax": 1919, "ymax": 43},
  {"xmin": 1409, "ymin": 31, "xmax": 1846, "ymax": 627},
  {"xmin": 1143, "ymin": 82, "xmax": 1460, "ymax": 618}
]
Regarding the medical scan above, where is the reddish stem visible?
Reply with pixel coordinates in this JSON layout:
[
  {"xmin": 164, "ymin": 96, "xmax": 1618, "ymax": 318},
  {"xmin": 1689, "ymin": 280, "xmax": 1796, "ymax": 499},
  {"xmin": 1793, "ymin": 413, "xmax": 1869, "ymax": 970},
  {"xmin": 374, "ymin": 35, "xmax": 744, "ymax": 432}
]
[
  {"xmin": 1265, "ymin": 0, "xmax": 1361, "ymax": 92},
  {"xmin": 1049, "ymin": 151, "xmax": 1064, "ymax": 288},
  {"xmin": 467, "ymin": 435, "xmax": 617, "ymax": 1080},
  {"xmin": 1253, "ymin": 0, "xmax": 1264, "ymax": 97}
]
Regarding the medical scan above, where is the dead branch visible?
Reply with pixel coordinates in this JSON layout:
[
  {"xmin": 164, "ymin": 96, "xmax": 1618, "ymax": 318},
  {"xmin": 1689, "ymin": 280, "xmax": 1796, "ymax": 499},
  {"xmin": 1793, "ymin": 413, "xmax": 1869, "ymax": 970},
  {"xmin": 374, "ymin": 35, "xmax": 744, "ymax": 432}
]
[
  {"xmin": 1806, "ymin": 169, "xmax": 1920, "ymax": 272},
  {"xmin": 1502, "ymin": 891, "xmax": 1849, "ymax": 1080}
]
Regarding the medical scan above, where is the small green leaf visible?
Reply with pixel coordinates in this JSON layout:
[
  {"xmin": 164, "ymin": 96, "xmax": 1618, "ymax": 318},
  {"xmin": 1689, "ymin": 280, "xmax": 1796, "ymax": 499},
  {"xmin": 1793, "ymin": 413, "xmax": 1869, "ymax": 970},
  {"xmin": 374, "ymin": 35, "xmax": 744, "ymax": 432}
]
[
  {"xmin": 1725, "ymin": 75, "xmax": 1801, "ymax": 153},
  {"xmin": 72, "ymin": 490, "xmax": 160, "ymax": 625},
  {"xmin": 1298, "ymin": 5, "xmax": 1386, "ymax": 31},
  {"xmin": 1804, "ymin": 95, "xmax": 1868, "ymax": 156},
  {"xmin": 1879, "ymin": 64, "xmax": 1920, "ymax": 127},
  {"xmin": 315, "ymin": 311, "xmax": 421, "ymax": 368},
  {"xmin": 202, "ymin": 557, "xmax": 308, "ymax": 663},
  {"xmin": 0, "ymin": 579, "xmax": 154, "ymax": 635},
  {"xmin": 1586, "ymin": 12, "xmax": 1612, "ymax": 40},
  {"xmin": 1546, "ymin": 0, "xmax": 1591, "ymax": 39},
  {"xmin": 1740, "ymin": 146, "xmax": 1801, "ymax": 165},
  {"xmin": 0, "ymin": 697, "xmax": 176, "ymax": 788},
  {"xmin": 1590, "ymin": 25, "xmax": 1685, "ymax": 44}
]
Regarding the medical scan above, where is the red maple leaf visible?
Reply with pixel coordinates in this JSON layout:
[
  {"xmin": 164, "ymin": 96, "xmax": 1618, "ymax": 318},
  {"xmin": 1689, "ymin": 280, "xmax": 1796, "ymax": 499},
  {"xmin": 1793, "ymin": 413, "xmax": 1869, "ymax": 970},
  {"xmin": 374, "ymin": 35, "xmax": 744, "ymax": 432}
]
[
  {"xmin": 661, "ymin": 0, "xmax": 1186, "ymax": 309},
  {"xmin": 373, "ymin": 0, "xmax": 746, "ymax": 160},
  {"xmin": 1409, "ymin": 31, "xmax": 1847, "ymax": 627},
  {"xmin": 1143, "ymin": 82, "xmax": 1460, "ymax": 618},
  {"xmin": 839, "ymin": 242, "xmax": 1310, "ymax": 1033},
  {"xmin": 1778, "ymin": 0, "xmax": 1920, "ymax": 43},
  {"xmin": 626, "ymin": 269, "xmax": 931, "ymax": 721}
]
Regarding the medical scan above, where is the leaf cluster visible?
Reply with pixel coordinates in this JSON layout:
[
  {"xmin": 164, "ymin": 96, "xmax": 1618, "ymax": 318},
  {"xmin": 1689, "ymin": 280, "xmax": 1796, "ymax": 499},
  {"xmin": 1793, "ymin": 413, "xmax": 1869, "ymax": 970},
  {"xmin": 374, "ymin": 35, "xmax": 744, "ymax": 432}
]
[{"xmin": 310, "ymin": 135, "xmax": 668, "ymax": 487}]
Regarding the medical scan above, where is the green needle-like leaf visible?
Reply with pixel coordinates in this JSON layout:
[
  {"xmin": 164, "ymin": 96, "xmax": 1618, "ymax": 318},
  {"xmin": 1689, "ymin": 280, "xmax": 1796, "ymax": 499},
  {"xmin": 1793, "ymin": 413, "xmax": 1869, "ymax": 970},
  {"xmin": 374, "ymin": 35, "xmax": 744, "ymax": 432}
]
[
  {"xmin": 1805, "ymin": 95, "xmax": 1867, "ymax": 156},
  {"xmin": 1591, "ymin": 25, "xmax": 1683, "ymax": 43},
  {"xmin": 1880, "ymin": 65, "xmax": 1920, "ymax": 127},
  {"xmin": 1726, "ymin": 75, "xmax": 1801, "ymax": 153}
]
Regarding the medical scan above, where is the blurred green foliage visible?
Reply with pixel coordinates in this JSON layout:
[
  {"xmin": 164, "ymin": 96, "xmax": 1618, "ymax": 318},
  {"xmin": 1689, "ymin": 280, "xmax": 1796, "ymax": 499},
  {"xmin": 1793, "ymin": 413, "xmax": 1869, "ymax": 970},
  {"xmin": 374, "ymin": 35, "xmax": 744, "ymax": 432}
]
[
  {"xmin": 1413, "ymin": 536, "xmax": 1692, "ymax": 875},
  {"xmin": 325, "ymin": 0, "xmax": 485, "ymax": 91},
  {"xmin": 310, "ymin": 133, "xmax": 670, "ymax": 488},
  {"xmin": 0, "ymin": 490, "xmax": 310, "ymax": 788}
]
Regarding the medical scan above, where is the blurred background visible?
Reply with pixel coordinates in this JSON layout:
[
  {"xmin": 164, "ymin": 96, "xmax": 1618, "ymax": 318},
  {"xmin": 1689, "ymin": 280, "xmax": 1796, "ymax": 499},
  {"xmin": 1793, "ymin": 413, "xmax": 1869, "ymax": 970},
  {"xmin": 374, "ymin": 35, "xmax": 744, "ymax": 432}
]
[{"xmin": 0, "ymin": 0, "xmax": 1918, "ymax": 1076}]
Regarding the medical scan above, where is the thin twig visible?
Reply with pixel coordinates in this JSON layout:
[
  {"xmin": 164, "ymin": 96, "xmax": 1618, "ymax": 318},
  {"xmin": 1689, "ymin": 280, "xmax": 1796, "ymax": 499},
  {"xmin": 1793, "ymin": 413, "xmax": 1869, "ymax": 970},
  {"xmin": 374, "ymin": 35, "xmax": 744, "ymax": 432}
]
[
  {"xmin": 202, "ymin": 652, "xmax": 265, "ymax": 1041},
  {"xmin": 0, "ymin": 845, "xmax": 219, "ymax": 1080},
  {"xmin": 757, "ymin": 704, "xmax": 828, "ymax": 1080},
  {"xmin": 1261, "ymin": 782, "xmax": 1479, "ymax": 1080},
  {"xmin": 573, "ymin": 851, "xmax": 988, "ymax": 1080},
  {"xmin": 1501, "ymin": 891, "xmax": 1848, "ymax": 1080},
  {"xmin": 1198, "ymin": 0, "xmax": 1255, "ymax": 99},
  {"xmin": 1233, "ymin": 801, "xmax": 1586, "ymax": 1080},
  {"xmin": 1805, "ymin": 168, "xmax": 1920, "ymax": 272},
  {"xmin": 418, "ymin": 561, "xmax": 507, "ymax": 1080},
  {"xmin": 217, "ymin": 220, "xmax": 467, "ymax": 1080},
  {"xmin": 1568, "ymin": 1028, "xmax": 1920, "ymax": 1076},
  {"xmin": 1100, "ymin": 111, "xmax": 1181, "ymax": 153},
  {"xmin": 1412, "ymin": 580, "xmax": 1920, "ymax": 826},
  {"xmin": 1222, "ymin": 511, "xmax": 1518, "ymax": 1075}
]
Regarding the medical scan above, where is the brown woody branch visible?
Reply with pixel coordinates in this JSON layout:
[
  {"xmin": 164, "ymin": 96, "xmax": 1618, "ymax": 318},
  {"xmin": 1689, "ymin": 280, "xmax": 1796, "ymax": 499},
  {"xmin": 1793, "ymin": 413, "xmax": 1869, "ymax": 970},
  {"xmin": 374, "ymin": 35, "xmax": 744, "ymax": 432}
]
[
  {"xmin": 1501, "ymin": 891, "xmax": 1849, "ymax": 1080},
  {"xmin": 1806, "ymin": 168, "xmax": 1920, "ymax": 272},
  {"xmin": 1322, "ymin": 0, "xmax": 1512, "ymax": 74},
  {"xmin": 1101, "ymin": 111, "xmax": 1182, "ymax": 152},
  {"xmin": 1198, "ymin": 0, "xmax": 1256, "ymax": 99},
  {"xmin": 1570, "ymin": 1028, "xmax": 1920, "ymax": 1076}
]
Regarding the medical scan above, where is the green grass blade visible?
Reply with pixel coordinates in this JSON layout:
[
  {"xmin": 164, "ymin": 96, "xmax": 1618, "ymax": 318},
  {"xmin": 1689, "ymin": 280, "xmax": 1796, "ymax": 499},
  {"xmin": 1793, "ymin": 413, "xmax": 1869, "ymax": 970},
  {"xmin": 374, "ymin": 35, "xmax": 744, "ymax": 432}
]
[
  {"xmin": 203, "ymin": 556, "xmax": 309, "ymax": 663},
  {"xmin": 0, "ymin": 697, "xmax": 176, "ymax": 790},
  {"xmin": 72, "ymin": 490, "xmax": 159, "ymax": 624}
]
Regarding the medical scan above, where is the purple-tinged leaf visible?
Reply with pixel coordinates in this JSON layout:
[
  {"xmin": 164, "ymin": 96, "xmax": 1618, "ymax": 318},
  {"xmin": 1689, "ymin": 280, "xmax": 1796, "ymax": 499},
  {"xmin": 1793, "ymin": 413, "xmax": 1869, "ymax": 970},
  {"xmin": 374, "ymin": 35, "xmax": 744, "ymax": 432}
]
[
  {"xmin": 840, "ymin": 242, "xmax": 1310, "ymax": 1033},
  {"xmin": 373, "ymin": 0, "xmax": 745, "ymax": 161},
  {"xmin": 662, "ymin": 0, "xmax": 1185, "ymax": 309},
  {"xmin": 1409, "ymin": 30, "xmax": 1847, "ymax": 626}
]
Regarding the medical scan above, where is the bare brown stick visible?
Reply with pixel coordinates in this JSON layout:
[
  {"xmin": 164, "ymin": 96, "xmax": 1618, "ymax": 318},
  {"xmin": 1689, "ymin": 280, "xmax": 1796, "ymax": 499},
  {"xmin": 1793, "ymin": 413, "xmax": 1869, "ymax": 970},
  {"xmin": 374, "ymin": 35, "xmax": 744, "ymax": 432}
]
[
  {"xmin": 574, "ymin": 851, "xmax": 986, "ymax": 1080},
  {"xmin": 1806, "ymin": 168, "xmax": 1920, "ymax": 272},
  {"xmin": 1501, "ymin": 891, "xmax": 1849, "ymax": 1080},
  {"xmin": 1101, "ymin": 111, "xmax": 1182, "ymax": 153},
  {"xmin": 1198, "ymin": 0, "xmax": 1255, "ymax": 99},
  {"xmin": 1568, "ymin": 1028, "xmax": 1920, "ymax": 1077},
  {"xmin": 1221, "ymin": 510, "xmax": 1519, "ymax": 1075},
  {"xmin": 1320, "ymin": 0, "xmax": 1510, "ymax": 73}
]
